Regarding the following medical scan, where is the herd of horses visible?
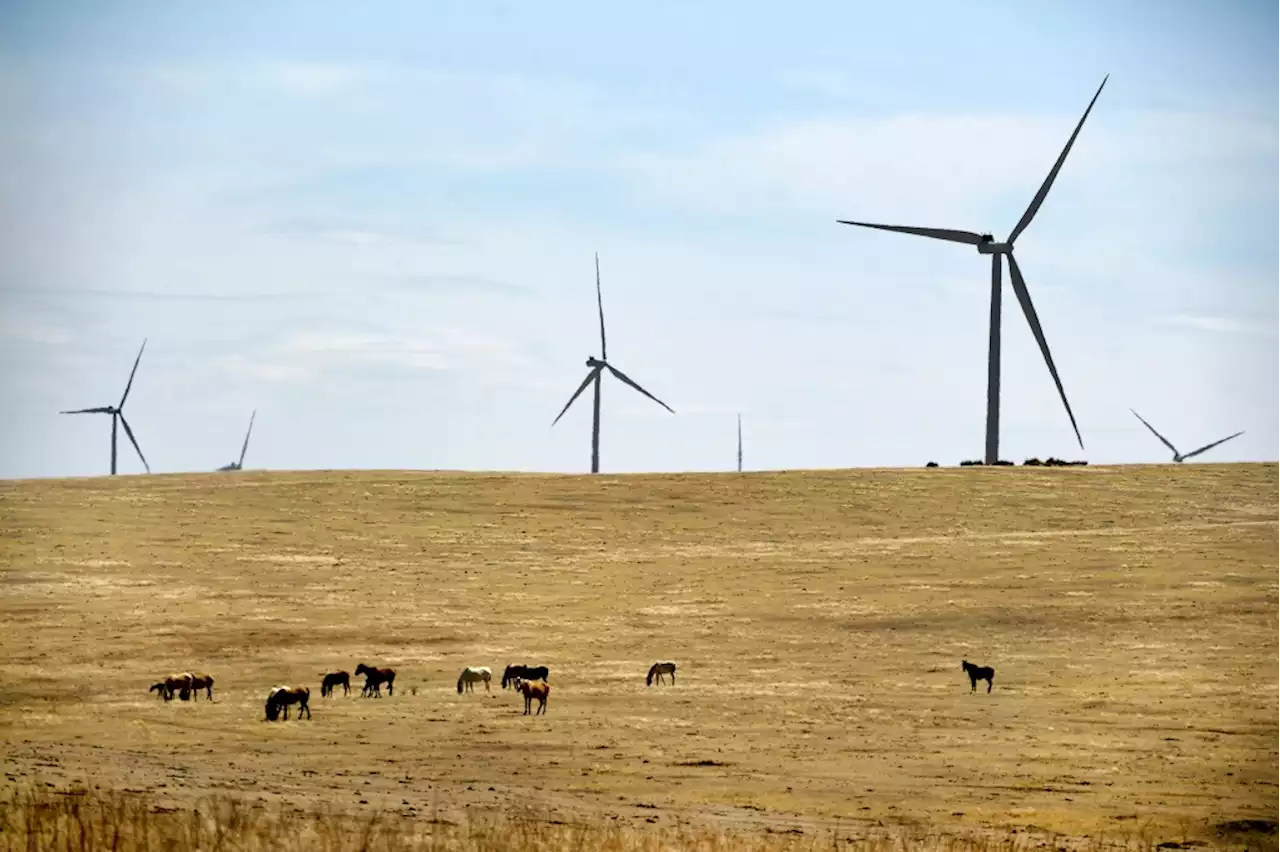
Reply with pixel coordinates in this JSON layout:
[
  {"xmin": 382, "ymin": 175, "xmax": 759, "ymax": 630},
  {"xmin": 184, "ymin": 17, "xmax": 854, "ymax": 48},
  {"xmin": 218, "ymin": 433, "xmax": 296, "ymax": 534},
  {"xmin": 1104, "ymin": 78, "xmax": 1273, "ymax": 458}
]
[{"xmin": 154, "ymin": 658, "xmax": 998, "ymax": 722}]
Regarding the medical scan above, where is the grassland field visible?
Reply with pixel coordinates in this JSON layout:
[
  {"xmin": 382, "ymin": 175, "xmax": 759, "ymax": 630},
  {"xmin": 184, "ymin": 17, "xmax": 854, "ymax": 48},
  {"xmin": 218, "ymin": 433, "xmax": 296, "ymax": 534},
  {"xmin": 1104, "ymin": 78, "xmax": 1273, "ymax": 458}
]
[{"xmin": 0, "ymin": 463, "xmax": 1276, "ymax": 850}]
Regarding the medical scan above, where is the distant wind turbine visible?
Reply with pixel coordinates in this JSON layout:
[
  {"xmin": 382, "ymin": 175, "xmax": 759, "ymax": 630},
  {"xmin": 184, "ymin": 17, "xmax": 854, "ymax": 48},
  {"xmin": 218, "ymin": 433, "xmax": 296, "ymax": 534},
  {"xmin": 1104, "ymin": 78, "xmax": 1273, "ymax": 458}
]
[
  {"xmin": 737, "ymin": 413, "xmax": 743, "ymax": 473},
  {"xmin": 217, "ymin": 410, "xmax": 257, "ymax": 471},
  {"xmin": 552, "ymin": 253, "xmax": 674, "ymax": 473},
  {"xmin": 839, "ymin": 76, "xmax": 1109, "ymax": 464},
  {"xmin": 59, "ymin": 339, "xmax": 151, "ymax": 476},
  {"xmin": 1130, "ymin": 409, "xmax": 1244, "ymax": 463}
]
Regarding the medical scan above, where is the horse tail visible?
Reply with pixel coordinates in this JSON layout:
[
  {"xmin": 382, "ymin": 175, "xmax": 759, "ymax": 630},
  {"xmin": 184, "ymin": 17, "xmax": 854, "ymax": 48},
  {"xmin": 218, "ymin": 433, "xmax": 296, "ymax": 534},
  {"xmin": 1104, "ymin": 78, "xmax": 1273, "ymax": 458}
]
[
  {"xmin": 457, "ymin": 674, "xmax": 464, "ymax": 694},
  {"xmin": 646, "ymin": 665, "xmax": 654, "ymax": 686}
]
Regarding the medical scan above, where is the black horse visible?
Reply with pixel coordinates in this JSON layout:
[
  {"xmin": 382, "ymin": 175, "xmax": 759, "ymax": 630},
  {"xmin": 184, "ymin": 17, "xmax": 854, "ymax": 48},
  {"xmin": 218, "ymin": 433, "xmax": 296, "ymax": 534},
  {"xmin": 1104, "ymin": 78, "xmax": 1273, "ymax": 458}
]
[
  {"xmin": 961, "ymin": 660, "xmax": 995, "ymax": 693},
  {"xmin": 501, "ymin": 664, "xmax": 550, "ymax": 690}
]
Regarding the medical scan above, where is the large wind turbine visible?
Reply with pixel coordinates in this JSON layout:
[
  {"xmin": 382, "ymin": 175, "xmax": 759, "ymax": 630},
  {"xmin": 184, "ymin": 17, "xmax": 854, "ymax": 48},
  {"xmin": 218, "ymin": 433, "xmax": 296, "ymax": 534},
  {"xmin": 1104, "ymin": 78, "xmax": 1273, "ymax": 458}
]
[
  {"xmin": 839, "ymin": 76, "xmax": 1108, "ymax": 464},
  {"xmin": 59, "ymin": 339, "xmax": 151, "ymax": 476},
  {"xmin": 217, "ymin": 409, "xmax": 257, "ymax": 471},
  {"xmin": 552, "ymin": 253, "xmax": 674, "ymax": 473},
  {"xmin": 1130, "ymin": 409, "xmax": 1244, "ymax": 464}
]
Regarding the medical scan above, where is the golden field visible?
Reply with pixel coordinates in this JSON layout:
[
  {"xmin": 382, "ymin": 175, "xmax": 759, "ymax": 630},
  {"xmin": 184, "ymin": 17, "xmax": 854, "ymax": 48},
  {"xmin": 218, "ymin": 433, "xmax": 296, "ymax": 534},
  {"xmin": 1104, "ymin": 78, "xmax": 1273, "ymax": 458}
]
[{"xmin": 1, "ymin": 463, "xmax": 1276, "ymax": 850}]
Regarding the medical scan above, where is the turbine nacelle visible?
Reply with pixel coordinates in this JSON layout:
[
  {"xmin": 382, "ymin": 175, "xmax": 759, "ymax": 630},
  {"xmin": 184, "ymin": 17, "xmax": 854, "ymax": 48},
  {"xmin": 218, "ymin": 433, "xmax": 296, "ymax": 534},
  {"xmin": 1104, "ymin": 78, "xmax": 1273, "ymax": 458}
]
[
  {"xmin": 586, "ymin": 356, "xmax": 605, "ymax": 369},
  {"xmin": 977, "ymin": 240, "xmax": 1012, "ymax": 255}
]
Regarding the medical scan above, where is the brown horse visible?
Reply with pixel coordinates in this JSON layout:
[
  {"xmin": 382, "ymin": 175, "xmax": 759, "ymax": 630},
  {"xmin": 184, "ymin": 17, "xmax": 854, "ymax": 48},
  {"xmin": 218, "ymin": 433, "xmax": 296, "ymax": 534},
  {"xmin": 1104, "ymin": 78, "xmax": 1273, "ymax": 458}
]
[
  {"xmin": 265, "ymin": 686, "xmax": 311, "ymax": 721},
  {"xmin": 355, "ymin": 663, "xmax": 396, "ymax": 697},
  {"xmin": 188, "ymin": 672, "xmax": 215, "ymax": 701},
  {"xmin": 321, "ymin": 671, "xmax": 350, "ymax": 698},
  {"xmin": 150, "ymin": 673, "xmax": 193, "ymax": 702},
  {"xmin": 515, "ymin": 678, "xmax": 550, "ymax": 716}
]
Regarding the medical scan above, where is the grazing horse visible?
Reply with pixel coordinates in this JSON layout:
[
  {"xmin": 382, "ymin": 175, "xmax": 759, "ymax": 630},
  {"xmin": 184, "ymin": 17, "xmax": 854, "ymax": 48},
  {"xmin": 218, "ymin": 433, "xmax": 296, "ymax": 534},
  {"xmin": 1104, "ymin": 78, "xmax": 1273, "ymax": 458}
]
[
  {"xmin": 457, "ymin": 666, "xmax": 492, "ymax": 694},
  {"xmin": 264, "ymin": 686, "xmax": 312, "ymax": 721},
  {"xmin": 150, "ymin": 672, "xmax": 193, "ymax": 702},
  {"xmin": 646, "ymin": 661, "xmax": 677, "ymax": 687},
  {"xmin": 188, "ymin": 672, "xmax": 215, "ymax": 701},
  {"xmin": 962, "ymin": 660, "xmax": 995, "ymax": 693},
  {"xmin": 321, "ymin": 671, "xmax": 350, "ymax": 698},
  {"xmin": 355, "ymin": 663, "xmax": 396, "ymax": 697},
  {"xmin": 514, "ymin": 679, "xmax": 550, "ymax": 716},
  {"xmin": 501, "ymin": 664, "xmax": 550, "ymax": 690}
]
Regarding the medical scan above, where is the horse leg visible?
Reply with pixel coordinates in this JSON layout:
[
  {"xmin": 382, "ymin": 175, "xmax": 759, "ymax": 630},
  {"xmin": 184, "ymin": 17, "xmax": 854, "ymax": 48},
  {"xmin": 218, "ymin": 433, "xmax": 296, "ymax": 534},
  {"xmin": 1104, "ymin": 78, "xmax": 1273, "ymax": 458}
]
[
  {"xmin": 387, "ymin": 679, "xmax": 394, "ymax": 697},
  {"xmin": 986, "ymin": 677, "xmax": 993, "ymax": 694}
]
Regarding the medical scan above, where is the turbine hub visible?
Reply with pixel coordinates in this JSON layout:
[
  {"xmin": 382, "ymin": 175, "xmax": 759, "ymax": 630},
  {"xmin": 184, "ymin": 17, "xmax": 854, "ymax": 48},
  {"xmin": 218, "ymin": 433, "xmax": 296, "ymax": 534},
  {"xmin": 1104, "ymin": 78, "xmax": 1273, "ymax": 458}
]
[
  {"xmin": 586, "ymin": 356, "xmax": 604, "ymax": 368},
  {"xmin": 977, "ymin": 239, "xmax": 1012, "ymax": 255}
]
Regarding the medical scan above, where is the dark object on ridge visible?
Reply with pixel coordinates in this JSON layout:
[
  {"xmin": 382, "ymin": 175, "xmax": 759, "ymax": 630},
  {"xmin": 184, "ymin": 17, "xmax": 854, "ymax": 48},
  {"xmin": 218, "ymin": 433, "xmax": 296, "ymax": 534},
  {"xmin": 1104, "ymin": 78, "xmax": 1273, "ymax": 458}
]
[{"xmin": 925, "ymin": 461, "xmax": 939, "ymax": 468}]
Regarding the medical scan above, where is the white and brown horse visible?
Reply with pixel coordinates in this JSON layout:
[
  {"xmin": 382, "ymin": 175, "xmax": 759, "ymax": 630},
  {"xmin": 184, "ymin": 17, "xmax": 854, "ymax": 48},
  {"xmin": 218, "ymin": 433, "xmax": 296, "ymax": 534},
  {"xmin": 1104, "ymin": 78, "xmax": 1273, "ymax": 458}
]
[
  {"xmin": 355, "ymin": 663, "xmax": 396, "ymax": 697},
  {"xmin": 457, "ymin": 666, "xmax": 492, "ymax": 694},
  {"xmin": 646, "ymin": 661, "xmax": 677, "ymax": 686},
  {"xmin": 265, "ymin": 686, "xmax": 312, "ymax": 721}
]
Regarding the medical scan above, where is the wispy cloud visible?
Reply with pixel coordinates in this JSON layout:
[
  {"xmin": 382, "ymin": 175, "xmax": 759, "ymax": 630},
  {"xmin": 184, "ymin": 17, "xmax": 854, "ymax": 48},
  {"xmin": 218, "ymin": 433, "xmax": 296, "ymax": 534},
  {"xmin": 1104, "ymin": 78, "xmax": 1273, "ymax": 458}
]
[{"xmin": 1157, "ymin": 314, "xmax": 1276, "ymax": 335}]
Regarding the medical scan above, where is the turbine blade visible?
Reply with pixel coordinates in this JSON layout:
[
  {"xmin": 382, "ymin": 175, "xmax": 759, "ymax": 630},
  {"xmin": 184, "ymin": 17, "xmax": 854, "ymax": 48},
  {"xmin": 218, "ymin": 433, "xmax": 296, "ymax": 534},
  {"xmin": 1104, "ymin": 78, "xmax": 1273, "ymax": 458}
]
[
  {"xmin": 595, "ymin": 252, "xmax": 607, "ymax": 362},
  {"xmin": 60, "ymin": 406, "xmax": 113, "ymax": 415},
  {"xmin": 1006, "ymin": 254, "xmax": 1083, "ymax": 450},
  {"xmin": 238, "ymin": 409, "xmax": 257, "ymax": 467},
  {"xmin": 1007, "ymin": 75, "xmax": 1109, "ymax": 245},
  {"xmin": 118, "ymin": 338, "xmax": 148, "ymax": 408},
  {"xmin": 1180, "ymin": 431, "xmax": 1244, "ymax": 461},
  {"xmin": 604, "ymin": 364, "xmax": 674, "ymax": 414},
  {"xmin": 837, "ymin": 220, "xmax": 984, "ymax": 246},
  {"xmin": 552, "ymin": 367, "xmax": 602, "ymax": 426},
  {"xmin": 118, "ymin": 414, "xmax": 150, "ymax": 474},
  {"xmin": 1128, "ymin": 409, "xmax": 1179, "ymax": 456}
]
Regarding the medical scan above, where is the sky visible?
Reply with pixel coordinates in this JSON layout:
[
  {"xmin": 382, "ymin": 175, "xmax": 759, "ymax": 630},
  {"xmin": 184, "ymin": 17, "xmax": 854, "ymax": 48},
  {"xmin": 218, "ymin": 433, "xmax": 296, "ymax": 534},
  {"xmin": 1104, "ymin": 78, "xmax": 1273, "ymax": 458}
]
[{"xmin": 0, "ymin": 0, "xmax": 1276, "ymax": 478}]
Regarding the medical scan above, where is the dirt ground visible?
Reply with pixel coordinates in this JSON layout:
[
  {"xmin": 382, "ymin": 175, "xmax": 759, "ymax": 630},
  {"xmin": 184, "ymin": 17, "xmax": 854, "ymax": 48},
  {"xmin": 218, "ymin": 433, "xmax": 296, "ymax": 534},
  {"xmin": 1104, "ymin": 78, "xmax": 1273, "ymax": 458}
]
[{"xmin": 1, "ymin": 464, "xmax": 1276, "ymax": 847}]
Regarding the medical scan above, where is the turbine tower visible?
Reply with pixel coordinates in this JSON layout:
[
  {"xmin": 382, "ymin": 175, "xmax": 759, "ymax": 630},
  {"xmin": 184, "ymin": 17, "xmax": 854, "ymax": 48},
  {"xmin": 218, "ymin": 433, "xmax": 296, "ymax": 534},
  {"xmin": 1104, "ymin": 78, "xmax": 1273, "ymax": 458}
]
[
  {"xmin": 839, "ymin": 76, "xmax": 1108, "ymax": 464},
  {"xmin": 737, "ymin": 413, "xmax": 743, "ymax": 473},
  {"xmin": 59, "ymin": 339, "xmax": 152, "ymax": 476},
  {"xmin": 552, "ymin": 253, "xmax": 674, "ymax": 473},
  {"xmin": 1130, "ymin": 409, "xmax": 1244, "ymax": 463},
  {"xmin": 217, "ymin": 409, "xmax": 257, "ymax": 471}
]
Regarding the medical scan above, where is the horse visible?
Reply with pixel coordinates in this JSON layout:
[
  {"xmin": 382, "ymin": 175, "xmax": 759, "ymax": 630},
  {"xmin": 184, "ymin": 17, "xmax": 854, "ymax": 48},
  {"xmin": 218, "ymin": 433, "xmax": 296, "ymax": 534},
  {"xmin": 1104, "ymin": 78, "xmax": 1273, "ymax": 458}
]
[
  {"xmin": 646, "ymin": 661, "xmax": 677, "ymax": 687},
  {"xmin": 457, "ymin": 666, "xmax": 492, "ymax": 694},
  {"xmin": 354, "ymin": 663, "xmax": 396, "ymax": 697},
  {"xmin": 514, "ymin": 679, "xmax": 549, "ymax": 716},
  {"xmin": 188, "ymin": 672, "xmax": 215, "ymax": 701},
  {"xmin": 150, "ymin": 672, "xmax": 193, "ymax": 701},
  {"xmin": 962, "ymin": 660, "xmax": 995, "ymax": 693},
  {"xmin": 321, "ymin": 671, "xmax": 350, "ymax": 698},
  {"xmin": 501, "ymin": 664, "xmax": 549, "ymax": 690},
  {"xmin": 264, "ymin": 686, "xmax": 311, "ymax": 721}
]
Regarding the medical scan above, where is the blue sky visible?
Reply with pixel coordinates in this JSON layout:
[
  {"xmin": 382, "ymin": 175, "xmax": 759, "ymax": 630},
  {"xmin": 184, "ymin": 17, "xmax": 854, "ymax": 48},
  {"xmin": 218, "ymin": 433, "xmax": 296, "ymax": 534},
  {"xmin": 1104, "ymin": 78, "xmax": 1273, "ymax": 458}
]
[{"xmin": 1, "ymin": 0, "xmax": 1275, "ymax": 478}]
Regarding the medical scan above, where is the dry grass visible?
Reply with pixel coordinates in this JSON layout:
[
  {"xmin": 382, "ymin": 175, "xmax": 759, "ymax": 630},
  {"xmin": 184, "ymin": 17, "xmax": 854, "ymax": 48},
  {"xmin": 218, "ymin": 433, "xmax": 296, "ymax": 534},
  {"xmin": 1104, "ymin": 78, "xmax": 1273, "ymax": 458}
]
[{"xmin": 0, "ymin": 464, "xmax": 1276, "ymax": 851}]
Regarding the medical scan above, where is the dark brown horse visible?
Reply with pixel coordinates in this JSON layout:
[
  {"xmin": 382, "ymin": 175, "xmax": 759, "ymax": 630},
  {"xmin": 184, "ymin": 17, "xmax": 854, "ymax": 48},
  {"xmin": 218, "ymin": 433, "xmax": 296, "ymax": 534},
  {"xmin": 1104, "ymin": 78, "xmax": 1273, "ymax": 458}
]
[
  {"xmin": 149, "ymin": 672, "xmax": 193, "ymax": 702},
  {"xmin": 355, "ymin": 663, "xmax": 396, "ymax": 697},
  {"xmin": 265, "ymin": 686, "xmax": 311, "ymax": 721},
  {"xmin": 321, "ymin": 670, "xmax": 350, "ymax": 697},
  {"xmin": 501, "ymin": 664, "xmax": 549, "ymax": 690},
  {"xmin": 188, "ymin": 672, "xmax": 215, "ymax": 701},
  {"xmin": 962, "ymin": 660, "xmax": 995, "ymax": 693}
]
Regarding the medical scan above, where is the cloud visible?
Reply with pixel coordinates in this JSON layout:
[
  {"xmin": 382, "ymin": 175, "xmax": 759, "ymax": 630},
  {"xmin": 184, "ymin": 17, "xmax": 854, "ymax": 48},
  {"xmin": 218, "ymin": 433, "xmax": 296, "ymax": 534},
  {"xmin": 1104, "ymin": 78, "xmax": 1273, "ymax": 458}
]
[
  {"xmin": 262, "ymin": 61, "xmax": 368, "ymax": 98},
  {"xmin": 1156, "ymin": 314, "xmax": 1276, "ymax": 335},
  {"xmin": 614, "ymin": 107, "xmax": 1276, "ymax": 225},
  {"xmin": 0, "ymin": 315, "xmax": 70, "ymax": 345}
]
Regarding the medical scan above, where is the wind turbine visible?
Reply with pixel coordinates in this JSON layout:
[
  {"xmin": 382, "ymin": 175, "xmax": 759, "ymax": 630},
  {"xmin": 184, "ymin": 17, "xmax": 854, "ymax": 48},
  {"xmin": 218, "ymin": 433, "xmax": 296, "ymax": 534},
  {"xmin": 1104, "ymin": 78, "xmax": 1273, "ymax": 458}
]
[
  {"xmin": 59, "ymin": 339, "xmax": 151, "ymax": 476},
  {"xmin": 217, "ymin": 409, "xmax": 257, "ymax": 471},
  {"xmin": 552, "ymin": 253, "xmax": 674, "ymax": 473},
  {"xmin": 839, "ymin": 76, "xmax": 1108, "ymax": 465},
  {"xmin": 737, "ymin": 413, "xmax": 743, "ymax": 472},
  {"xmin": 1130, "ymin": 409, "xmax": 1244, "ymax": 463}
]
